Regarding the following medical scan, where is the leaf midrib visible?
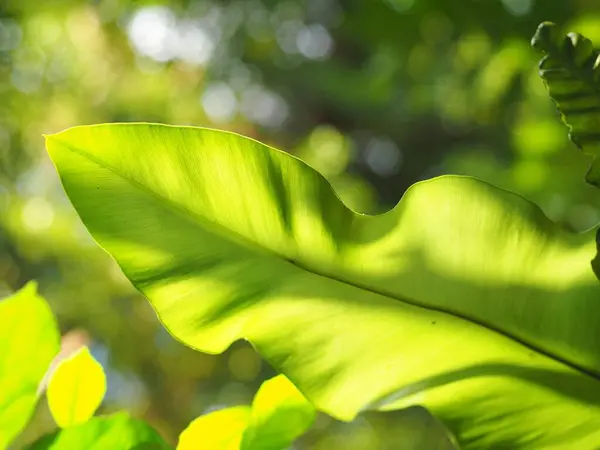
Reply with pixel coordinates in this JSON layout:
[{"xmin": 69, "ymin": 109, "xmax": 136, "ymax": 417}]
[{"xmin": 53, "ymin": 138, "xmax": 600, "ymax": 387}]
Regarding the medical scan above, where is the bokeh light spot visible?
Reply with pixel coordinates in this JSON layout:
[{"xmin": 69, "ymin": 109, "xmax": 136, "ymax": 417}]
[
  {"xmin": 364, "ymin": 137, "xmax": 403, "ymax": 177},
  {"xmin": 502, "ymin": 0, "xmax": 533, "ymax": 17},
  {"xmin": 240, "ymin": 85, "xmax": 289, "ymax": 127},
  {"xmin": 201, "ymin": 83, "xmax": 238, "ymax": 123},
  {"xmin": 127, "ymin": 6, "xmax": 217, "ymax": 65},
  {"xmin": 21, "ymin": 197, "xmax": 55, "ymax": 232},
  {"xmin": 296, "ymin": 24, "xmax": 334, "ymax": 60}
]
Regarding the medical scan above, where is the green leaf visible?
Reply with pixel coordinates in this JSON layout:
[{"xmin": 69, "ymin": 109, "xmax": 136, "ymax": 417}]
[
  {"xmin": 532, "ymin": 21, "xmax": 600, "ymax": 187},
  {"xmin": 46, "ymin": 124, "xmax": 600, "ymax": 449},
  {"xmin": 241, "ymin": 375, "xmax": 315, "ymax": 450},
  {"xmin": 178, "ymin": 375, "xmax": 314, "ymax": 450},
  {"xmin": 47, "ymin": 346, "xmax": 107, "ymax": 428},
  {"xmin": 0, "ymin": 282, "xmax": 60, "ymax": 450},
  {"xmin": 178, "ymin": 406, "xmax": 251, "ymax": 450},
  {"xmin": 28, "ymin": 412, "xmax": 171, "ymax": 450}
]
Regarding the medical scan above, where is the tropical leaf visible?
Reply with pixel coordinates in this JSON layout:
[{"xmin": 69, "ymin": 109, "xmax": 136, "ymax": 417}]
[
  {"xmin": 46, "ymin": 123, "xmax": 600, "ymax": 449},
  {"xmin": 178, "ymin": 375, "xmax": 315, "ymax": 450},
  {"xmin": 47, "ymin": 346, "xmax": 107, "ymax": 428},
  {"xmin": 27, "ymin": 412, "xmax": 171, "ymax": 449},
  {"xmin": 0, "ymin": 282, "xmax": 60, "ymax": 450},
  {"xmin": 532, "ymin": 21, "xmax": 600, "ymax": 187}
]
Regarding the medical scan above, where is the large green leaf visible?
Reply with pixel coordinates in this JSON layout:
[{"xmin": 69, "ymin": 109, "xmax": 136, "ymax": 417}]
[
  {"xmin": 28, "ymin": 412, "xmax": 171, "ymax": 449},
  {"xmin": 46, "ymin": 124, "xmax": 600, "ymax": 449},
  {"xmin": 0, "ymin": 282, "xmax": 60, "ymax": 449}
]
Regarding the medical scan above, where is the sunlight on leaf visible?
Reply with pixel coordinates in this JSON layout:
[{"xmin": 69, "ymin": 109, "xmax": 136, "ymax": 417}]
[
  {"xmin": 47, "ymin": 346, "xmax": 107, "ymax": 428},
  {"xmin": 0, "ymin": 282, "xmax": 60, "ymax": 450},
  {"xmin": 178, "ymin": 406, "xmax": 251, "ymax": 450},
  {"xmin": 242, "ymin": 375, "xmax": 316, "ymax": 449},
  {"xmin": 47, "ymin": 123, "xmax": 600, "ymax": 449},
  {"xmin": 178, "ymin": 375, "xmax": 314, "ymax": 450}
]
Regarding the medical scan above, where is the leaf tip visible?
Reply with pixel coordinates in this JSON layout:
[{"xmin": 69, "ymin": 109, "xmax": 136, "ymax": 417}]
[
  {"xmin": 532, "ymin": 21, "xmax": 560, "ymax": 53},
  {"xmin": 21, "ymin": 280, "xmax": 39, "ymax": 296},
  {"xmin": 42, "ymin": 132, "xmax": 60, "ymax": 142}
]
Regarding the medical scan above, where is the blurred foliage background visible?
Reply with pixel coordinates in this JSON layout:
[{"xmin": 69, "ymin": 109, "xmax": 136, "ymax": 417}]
[{"xmin": 2, "ymin": 0, "xmax": 600, "ymax": 448}]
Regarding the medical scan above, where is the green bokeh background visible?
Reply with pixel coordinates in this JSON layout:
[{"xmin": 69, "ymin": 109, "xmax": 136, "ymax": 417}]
[{"xmin": 1, "ymin": 0, "xmax": 599, "ymax": 447}]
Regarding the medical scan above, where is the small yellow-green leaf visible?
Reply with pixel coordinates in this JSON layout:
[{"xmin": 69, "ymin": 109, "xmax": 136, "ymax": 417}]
[
  {"xmin": 47, "ymin": 346, "xmax": 107, "ymax": 428},
  {"xmin": 177, "ymin": 406, "xmax": 251, "ymax": 450},
  {"xmin": 0, "ymin": 282, "xmax": 60, "ymax": 450},
  {"xmin": 177, "ymin": 376, "xmax": 315, "ymax": 450},
  {"xmin": 242, "ymin": 375, "xmax": 315, "ymax": 450}
]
